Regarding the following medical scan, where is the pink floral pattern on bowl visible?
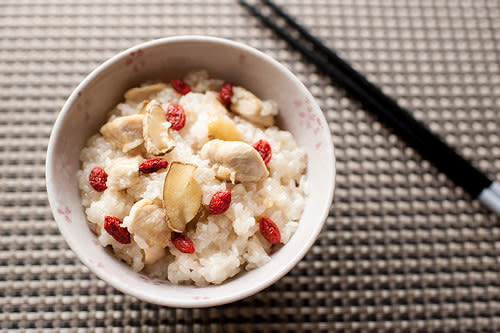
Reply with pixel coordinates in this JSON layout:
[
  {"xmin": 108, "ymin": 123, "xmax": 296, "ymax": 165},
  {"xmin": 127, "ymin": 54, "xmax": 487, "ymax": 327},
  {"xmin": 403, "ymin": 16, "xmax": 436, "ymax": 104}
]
[
  {"xmin": 139, "ymin": 275, "xmax": 167, "ymax": 286},
  {"xmin": 294, "ymin": 98, "xmax": 327, "ymax": 151},
  {"xmin": 88, "ymin": 258, "xmax": 105, "ymax": 272},
  {"xmin": 75, "ymin": 91, "xmax": 91, "ymax": 123},
  {"xmin": 192, "ymin": 296, "xmax": 210, "ymax": 300},
  {"xmin": 125, "ymin": 48, "xmax": 145, "ymax": 73},
  {"xmin": 238, "ymin": 54, "xmax": 246, "ymax": 64},
  {"xmin": 57, "ymin": 206, "xmax": 72, "ymax": 223}
]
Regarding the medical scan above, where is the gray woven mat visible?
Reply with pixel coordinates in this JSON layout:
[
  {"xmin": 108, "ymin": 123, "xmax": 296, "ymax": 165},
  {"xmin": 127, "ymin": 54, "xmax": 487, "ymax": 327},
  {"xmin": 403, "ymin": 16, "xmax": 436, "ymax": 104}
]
[{"xmin": 2, "ymin": 0, "xmax": 500, "ymax": 331}]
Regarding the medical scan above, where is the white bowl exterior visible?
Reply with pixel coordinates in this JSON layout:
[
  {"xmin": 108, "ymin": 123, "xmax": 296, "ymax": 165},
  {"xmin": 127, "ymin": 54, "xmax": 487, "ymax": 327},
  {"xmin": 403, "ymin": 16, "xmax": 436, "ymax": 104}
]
[{"xmin": 46, "ymin": 36, "xmax": 335, "ymax": 307}]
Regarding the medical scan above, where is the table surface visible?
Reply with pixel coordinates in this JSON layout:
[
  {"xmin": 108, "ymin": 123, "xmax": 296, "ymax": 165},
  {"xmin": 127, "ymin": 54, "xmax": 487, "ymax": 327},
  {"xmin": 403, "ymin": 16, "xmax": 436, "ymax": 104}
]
[{"xmin": 2, "ymin": 0, "xmax": 500, "ymax": 331}]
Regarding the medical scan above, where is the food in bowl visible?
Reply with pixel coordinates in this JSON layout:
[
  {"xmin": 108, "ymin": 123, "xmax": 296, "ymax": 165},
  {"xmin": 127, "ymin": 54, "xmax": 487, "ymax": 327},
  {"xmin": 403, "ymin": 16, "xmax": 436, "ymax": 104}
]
[{"xmin": 78, "ymin": 70, "xmax": 308, "ymax": 286}]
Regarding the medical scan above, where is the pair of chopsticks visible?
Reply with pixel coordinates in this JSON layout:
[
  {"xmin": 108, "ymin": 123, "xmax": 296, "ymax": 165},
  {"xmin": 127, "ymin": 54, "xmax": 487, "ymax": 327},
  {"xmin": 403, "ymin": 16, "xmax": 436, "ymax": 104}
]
[{"xmin": 239, "ymin": 0, "xmax": 500, "ymax": 216}]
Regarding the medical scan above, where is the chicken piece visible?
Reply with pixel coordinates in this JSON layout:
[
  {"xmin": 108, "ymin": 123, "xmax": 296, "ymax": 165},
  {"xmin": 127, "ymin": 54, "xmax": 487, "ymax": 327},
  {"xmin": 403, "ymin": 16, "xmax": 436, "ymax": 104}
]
[
  {"xmin": 143, "ymin": 246, "xmax": 167, "ymax": 265},
  {"xmin": 100, "ymin": 114, "xmax": 145, "ymax": 152},
  {"xmin": 123, "ymin": 199, "xmax": 170, "ymax": 250},
  {"xmin": 205, "ymin": 91, "xmax": 230, "ymax": 116},
  {"xmin": 124, "ymin": 83, "xmax": 167, "ymax": 103},
  {"xmin": 200, "ymin": 139, "xmax": 269, "ymax": 183},
  {"xmin": 106, "ymin": 156, "xmax": 142, "ymax": 191},
  {"xmin": 230, "ymin": 86, "xmax": 276, "ymax": 127},
  {"xmin": 142, "ymin": 100, "xmax": 176, "ymax": 155}
]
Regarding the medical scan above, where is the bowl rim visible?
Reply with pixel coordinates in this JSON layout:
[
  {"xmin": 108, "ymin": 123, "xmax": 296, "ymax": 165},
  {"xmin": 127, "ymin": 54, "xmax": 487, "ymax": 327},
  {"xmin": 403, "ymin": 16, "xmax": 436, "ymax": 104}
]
[{"xmin": 46, "ymin": 35, "xmax": 335, "ymax": 307}]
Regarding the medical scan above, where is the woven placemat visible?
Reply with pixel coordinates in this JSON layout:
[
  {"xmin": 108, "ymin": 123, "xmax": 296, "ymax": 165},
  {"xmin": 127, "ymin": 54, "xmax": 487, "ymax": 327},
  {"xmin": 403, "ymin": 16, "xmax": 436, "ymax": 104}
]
[{"xmin": 1, "ymin": 0, "xmax": 500, "ymax": 331}]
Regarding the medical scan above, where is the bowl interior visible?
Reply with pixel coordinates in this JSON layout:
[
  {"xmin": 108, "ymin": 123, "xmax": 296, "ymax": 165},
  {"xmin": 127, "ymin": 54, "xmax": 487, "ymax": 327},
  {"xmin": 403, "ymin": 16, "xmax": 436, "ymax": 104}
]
[{"xmin": 46, "ymin": 36, "xmax": 335, "ymax": 307}]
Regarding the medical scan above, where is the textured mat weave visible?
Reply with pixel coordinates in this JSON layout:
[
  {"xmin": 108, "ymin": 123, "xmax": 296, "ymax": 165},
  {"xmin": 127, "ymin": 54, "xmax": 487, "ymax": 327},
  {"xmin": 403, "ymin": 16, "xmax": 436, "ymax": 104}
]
[{"xmin": 1, "ymin": 0, "xmax": 500, "ymax": 331}]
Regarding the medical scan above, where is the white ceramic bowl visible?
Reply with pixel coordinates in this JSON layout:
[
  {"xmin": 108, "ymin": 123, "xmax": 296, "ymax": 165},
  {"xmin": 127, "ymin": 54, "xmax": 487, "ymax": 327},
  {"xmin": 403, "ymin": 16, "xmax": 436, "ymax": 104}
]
[{"xmin": 46, "ymin": 36, "xmax": 335, "ymax": 308}]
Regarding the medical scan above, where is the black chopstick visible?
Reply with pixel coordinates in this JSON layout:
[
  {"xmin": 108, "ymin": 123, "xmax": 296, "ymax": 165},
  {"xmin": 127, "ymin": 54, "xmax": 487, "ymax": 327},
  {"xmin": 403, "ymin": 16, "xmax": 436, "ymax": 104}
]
[{"xmin": 239, "ymin": 0, "xmax": 500, "ymax": 216}]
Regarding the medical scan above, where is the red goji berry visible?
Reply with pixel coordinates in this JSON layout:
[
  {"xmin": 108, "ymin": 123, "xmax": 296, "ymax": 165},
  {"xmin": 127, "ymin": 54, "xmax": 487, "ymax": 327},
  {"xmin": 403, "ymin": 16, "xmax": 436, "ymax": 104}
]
[
  {"xmin": 252, "ymin": 139, "xmax": 272, "ymax": 164},
  {"xmin": 89, "ymin": 167, "xmax": 108, "ymax": 192},
  {"xmin": 104, "ymin": 216, "xmax": 131, "ymax": 244},
  {"xmin": 171, "ymin": 78, "xmax": 191, "ymax": 95},
  {"xmin": 219, "ymin": 83, "xmax": 233, "ymax": 105},
  {"xmin": 166, "ymin": 104, "xmax": 186, "ymax": 130},
  {"xmin": 171, "ymin": 233, "xmax": 195, "ymax": 254},
  {"xmin": 139, "ymin": 158, "xmax": 168, "ymax": 174},
  {"xmin": 259, "ymin": 217, "xmax": 281, "ymax": 245},
  {"xmin": 209, "ymin": 189, "xmax": 232, "ymax": 215}
]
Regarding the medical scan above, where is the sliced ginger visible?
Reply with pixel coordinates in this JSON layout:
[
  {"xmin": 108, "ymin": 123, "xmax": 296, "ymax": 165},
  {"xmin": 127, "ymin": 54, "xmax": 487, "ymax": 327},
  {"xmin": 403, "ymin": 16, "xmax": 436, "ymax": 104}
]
[
  {"xmin": 162, "ymin": 162, "xmax": 202, "ymax": 232},
  {"xmin": 143, "ymin": 100, "xmax": 176, "ymax": 155}
]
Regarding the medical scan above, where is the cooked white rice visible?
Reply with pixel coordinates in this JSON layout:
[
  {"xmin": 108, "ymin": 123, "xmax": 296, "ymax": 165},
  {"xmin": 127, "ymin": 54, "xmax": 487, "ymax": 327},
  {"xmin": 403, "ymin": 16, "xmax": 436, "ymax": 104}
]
[{"xmin": 78, "ymin": 70, "xmax": 308, "ymax": 286}]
